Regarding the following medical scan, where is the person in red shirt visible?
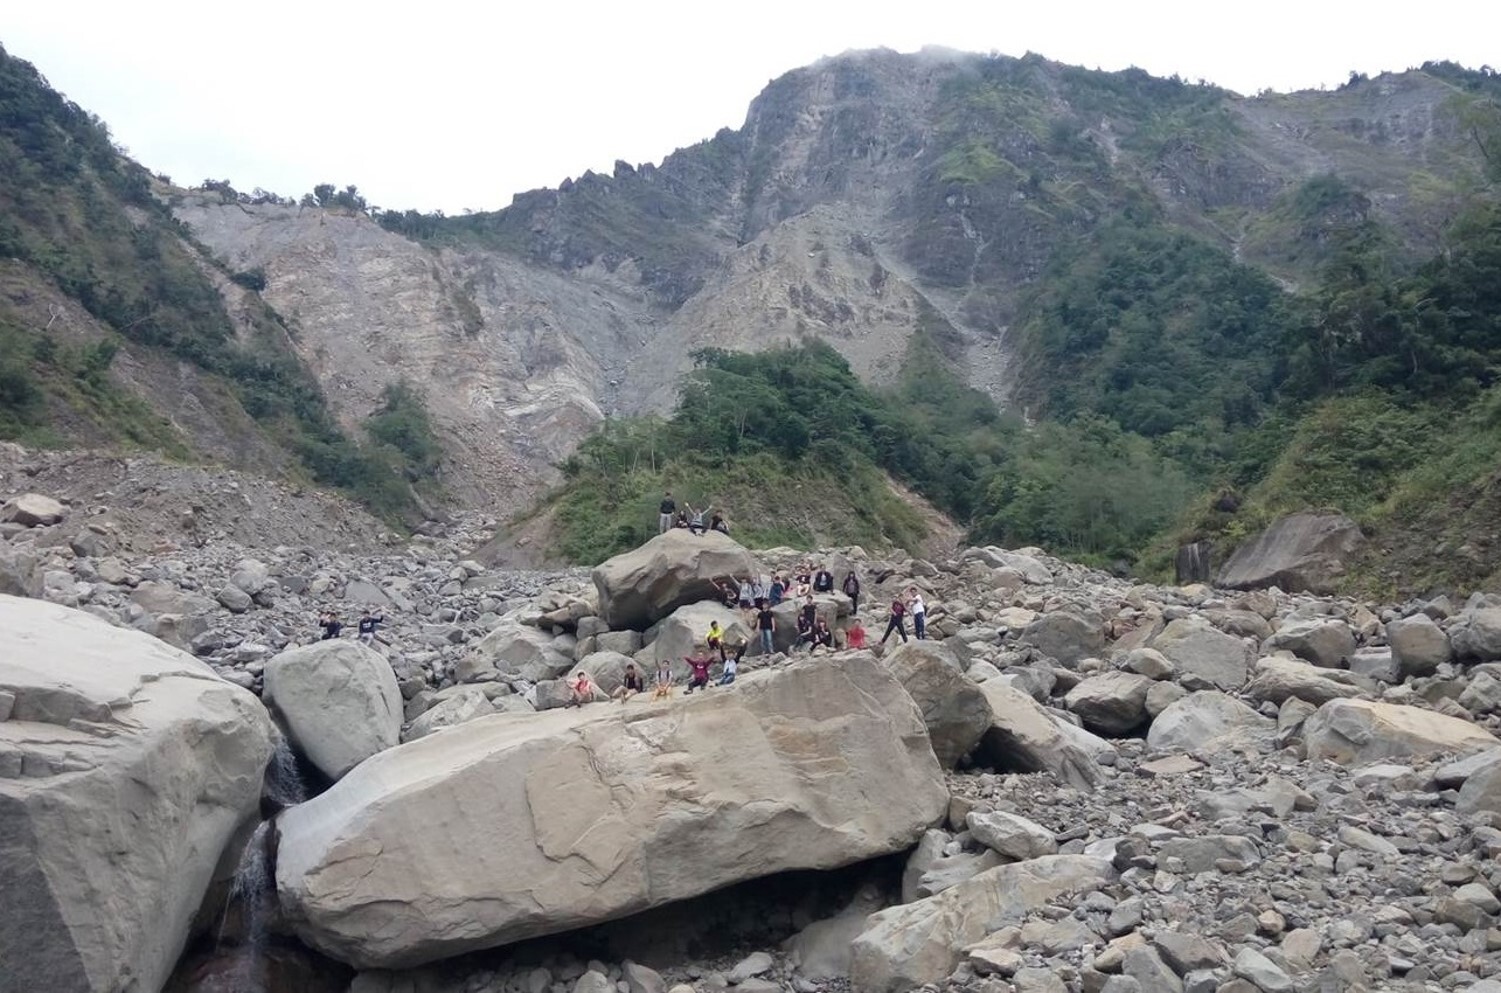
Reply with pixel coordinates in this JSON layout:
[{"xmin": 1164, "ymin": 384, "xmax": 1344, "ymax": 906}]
[
  {"xmin": 844, "ymin": 618, "xmax": 867, "ymax": 650},
  {"xmin": 683, "ymin": 648, "xmax": 713, "ymax": 694}
]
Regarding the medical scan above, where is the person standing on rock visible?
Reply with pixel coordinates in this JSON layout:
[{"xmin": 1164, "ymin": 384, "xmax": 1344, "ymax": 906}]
[
  {"xmin": 356, "ymin": 609, "xmax": 384, "ymax": 645},
  {"xmin": 842, "ymin": 570, "xmax": 861, "ymax": 616},
  {"xmin": 658, "ymin": 491, "xmax": 676, "ymax": 534},
  {"xmin": 318, "ymin": 611, "xmax": 342, "ymax": 640},
  {"xmin": 908, "ymin": 588, "xmax": 927, "ymax": 641},
  {"xmin": 879, "ymin": 596, "xmax": 909, "ymax": 645},
  {"xmin": 706, "ymin": 620, "xmax": 726, "ymax": 662},
  {"xmin": 755, "ymin": 599, "xmax": 776, "ymax": 655},
  {"xmin": 768, "ymin": 575, "xmax": 786, "ymax": 606}
]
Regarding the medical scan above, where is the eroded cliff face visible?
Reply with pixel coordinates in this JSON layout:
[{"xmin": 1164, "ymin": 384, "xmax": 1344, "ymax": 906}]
[{"xmin": 172, "ymin": 50, "xmax": 1485, "ymax": 510}]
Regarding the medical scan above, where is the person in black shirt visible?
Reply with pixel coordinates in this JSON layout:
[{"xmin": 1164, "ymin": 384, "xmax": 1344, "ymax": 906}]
[
  {"xmin": 755, "ymin": 601, "xmax": 776, "ymax": 655},
  {"xmin": 356, "ymin": 609, "xmax": 384, "ymax": 644},
  {"xmin": 794, "ymin": 612, "xmax": 816, "ymax": 653},
  {"xmin": 658, "ymin": 492, "xmax": 676, "ymax": 534},
  {"xmin": 842, "ymin": 571, "xmax": 861, "ymax": 616},
  {"xmin": 613, "ymin": 663, "xmax": 644, "ymax": 702},
  {"xmin": 879, "ymin": 596, "xmax": 909, "ymax": 645},
  {"xmin": 813, "ymin": 565, "xmax": 834, "ymax": 593},
  {"xmin": 318, "ymin": 611, "xmax": 342, "ymax": 640},
  {"xmin": 813, "ymin": 618, "xmax": 835, "ymax": 651}
]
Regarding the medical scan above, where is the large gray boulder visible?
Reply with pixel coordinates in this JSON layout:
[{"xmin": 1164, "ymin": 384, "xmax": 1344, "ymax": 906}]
[
  {"xmin": 467, "ymin": 619, "xmax": 575, "ymax": 682},
  {"xmin": 975, "ymin": 680, "xmax": 1102, "ymax": 790},
  {"xmin": 404, "ymin": 686, "xmax": 497, "ymax": 741},
  {"xmin": 881, "ymin": 642, "xmax": 991, "ymax": 767},
  {"xmin": 849, "ymin": 856, "xmax": 1114, "ymax": 993},
  {"xmin": 1019, "ymin": 610, "xmax": 1105, "ymax": 666},
  {"xmin": 1146, "ymin": 691, "xmax": 1274, "ymax": 754},
  {"xmin": 1303, "ymin": 699, "xmax": 1500, "ymax": 765},
  {"xmin": 1387, "ymin": 613, "xmax": 1452, "ymax": 676},
  {"xmin": 1216, "ymin": 512, "xmax": 1364, "ymax": 595},
  {"xmin": 646, "ymin": 601, "xmax": 749, "ymax": 672},
  {"xmin": 593, "ymin": 530, "xmax": 758, "ymax": 630},
  {"xmin": 1064, "ymin": 671, "xmax": 1152, "ymax": 735},
  {"xmin": 0, "ymin": 492, "xmax": 65, "ymax": 527},
  {"xmin": 0, "ymin": 542, "xmax": 39, "ymax": 597},
  {"xmin": 275, "ymin": 654, "xmax": 947, "ymax": 968},
  {"xmin": 0, "ymin": 594, "xmax": 274, "ymax": 993},
  {"xmin": 1452, "ymin": 608, "xmax": 1501, "ymax": 663},
  {"xmin": 263, "ymin": 641, "xmax": 403, "ymax": 780},
  {"xmin": 1149, "ymin": 617, "xmax": 1254, "ymax": 691},
  {"xmin": 1244, "ymin": 656, "xmax": 1370, "ymax": 707},
  {"xmin": 1264, "ymin": 617, "xmax": 1356, "ymax": 668}
]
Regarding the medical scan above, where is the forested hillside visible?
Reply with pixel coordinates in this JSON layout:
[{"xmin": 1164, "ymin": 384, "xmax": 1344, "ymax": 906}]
[{"xmin": 0, "ymin": 43, "xmax": 440, "ymax": 520}]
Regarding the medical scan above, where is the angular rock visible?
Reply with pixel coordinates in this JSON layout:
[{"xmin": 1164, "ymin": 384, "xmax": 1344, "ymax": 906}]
[
  {"xmin": 1264, "ymin": 617, "xmax": 1356, "ymax": 668},
  {"xmin": 647, "ymin": 601, "xmax": 750, "ymax": 672},
  {"xmin": 0, "ymin": 492, "xmax": 65, "ymax": 527},
  {"xmin": 1387, "ymin": 613, "xmax": 1451, "ymax": 676},
  {"xmin": 1146, "ymin": 691, "xmax": 1274, "ymax": 754},
  {"xmin": 469, "ymin": 620, "xmax": 574, "ymax": 682},
  {"xmin": 0, "ymin": 594, "xmax": 274, "ymax": 993},
  {"xmin": 966, "ymin": 809, "xmax": 1059, "ymax": 861},
  {"xmin": 1303, "ymin": 698, "xmax": 1500, "ymax": 765},
  {"xmin": 976, "ymin": 680, "xmax": 1103, "ymax": 790},
  {"xmin": 263, "ymin": 641, "xmax": 404, "ymax": 780},
  {"xmin": 593, "ymin": 530, "xmax": 758, "ymax": 630},
  {"xmin": 1457, "ymin": 760, "xmax": 1501, "ymax": 816},
  {"xmin": 849, "ymin": 855, "xmax": 1114, "ymax": 993},
  {"xmin": 1151, "ymin": 931, "xmax": 1223, "ymax": 974},
  {"xmin": 1149, "ymin": 618, "xmax": 1253, "ymax": 691},
  {"xmin": 1243, "ymin": 656, "xmax": 1368, "ymax": 707},
  {"xmin": 230, "ymin": 558, "xmax": 272, "ymax": 595},
  {"xmin": 1158, "ymin": 835, "xmax": 1261, "ymax": 873},
  {"xmin": 1232, "ymin": 946, "xmax": 1294, "ymax": 992},
  {"xmin": 882, "ymin": 642, "xmax": 991, "ymax": 767},
  {"xmin": 1064, "ymin": 671, "xmax": 1152, "ymax": 735},
  {"xmin": 1452, "ymin": 607, "xmax": 1501, "ymax": 663},
  {"xmin": 1216, "ymin": 512, "xmax": 1364, "ymax": 595},
  {"xmin": 404, "ymin": 686, "xmax": 495, "ymax": 741},
  {"xmin": 217, "ymin": 584, "xmax": 253, "ymax": 613},
  {"xmin": 1019, "ymin": 610, "xmax": 1105, "ymax": 666},
  {"xmin": 276, "ymin": 654, "xmax": 947, "ymax": 968}
]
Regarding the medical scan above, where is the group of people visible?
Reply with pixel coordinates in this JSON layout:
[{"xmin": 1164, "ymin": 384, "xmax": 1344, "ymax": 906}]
[
  {"xmin": 711, "ymin": 562, "xmax": 932, "ymax": 654},
  {"xmin": 567, "ymin": 645, "xmax": 738, "ymax": 707},
  {"xmin": 316, "ymin": 609, "xmax": 385, "ymax": 644},
  {"xmin": 658, "ymin": 491, "xmax": 730, "ymax": 537}
]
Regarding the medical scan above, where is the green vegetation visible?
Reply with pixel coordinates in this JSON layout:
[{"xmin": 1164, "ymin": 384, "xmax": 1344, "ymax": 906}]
[
  {"xmin": 365, "ymin": 381, "xmax": 443, "ymax": 485},
  {"xmin": 0, "ymin": 44, "xmax": 418, "ymax": 523}
]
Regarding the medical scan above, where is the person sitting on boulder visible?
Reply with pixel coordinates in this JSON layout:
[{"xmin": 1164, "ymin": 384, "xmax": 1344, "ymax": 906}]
[
  {"xmin": 569, "ymin": 670, "xmax": 597, "ymax": 707},
  {"xmin": 653, "ymin": 658, "xmax": 673, "ymax": 699},
  {"xmin": 719, "ymin": 636, "xmax": 746, "ymax": 685},
  {"xmin": 686, "ymin": 504, "xmax": 708, "ymax": 535},
  {"xmin": 842, "ymin": 570, "xmax": 861, "ymax": 615},
  {"xmin": 356, "ymin": 609, "xmax": 384, "ymax": 644},
  {"xmin": 318, "ymin": 611, "xmax": 342, "ymax": 640},
  {"xmin": 613, "ymin": 663, "xmax": 644, "ymax": 703},
  {"xmin": 844, "ymin": 617, "xmax": 866, "ymax": 650},
  {"xmin": 710, "ymin": 510, "xmax": 730, "ymax": 534},
  {"xmin": 706, "ymin": 620, "xmax": 726, "ymax": 661},
  {"xmin": 812, "ymin": 565, "xmax": 834, "ymax": 594},
  {"xmin": 794, "ymin": 612, "xmax": 815, "ymax": 653},
  {"xmin": 683, "ymin": 648, "xmax": 714, "ymax": 693},
  {"xmin": 813, "ymin": 617, "xmax": 835, "ymax": 651},
  {"xmin": 713, "ymin": 577, "xmax": 741, "ymax": 610},
  {"xmin": 880, "ymin": 596, "xmax": 909, "ymax": 645},
  {"xmin": 675, "ymin": 510, "xmax": 690, "ymax": 529}
]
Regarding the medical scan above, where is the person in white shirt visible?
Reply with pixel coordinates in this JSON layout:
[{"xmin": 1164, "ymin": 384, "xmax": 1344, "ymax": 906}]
[{"xmin": 908, "ymin": 588, "xmax": 928, "ymax": 641}]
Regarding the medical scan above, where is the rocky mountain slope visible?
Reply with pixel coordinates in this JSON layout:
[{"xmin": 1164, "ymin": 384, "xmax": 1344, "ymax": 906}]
[{"xmin": 167, "ymin": 51, "xmax": 1491, "ymax": 509}]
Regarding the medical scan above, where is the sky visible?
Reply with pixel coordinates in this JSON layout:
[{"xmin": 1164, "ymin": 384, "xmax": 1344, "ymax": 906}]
[{"xmin": 6, "ymin": 1, "xmax": 1498, "ymax": 213}]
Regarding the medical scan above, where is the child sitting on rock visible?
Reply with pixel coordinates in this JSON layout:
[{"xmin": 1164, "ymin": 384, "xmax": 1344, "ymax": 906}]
[
  {"xmin": 683, "ymin": 648, "xmax": 713, "ymax": 693},
  {"xmin": 568, "ymin": 670, "xmax": 597, "ymax": 707}
]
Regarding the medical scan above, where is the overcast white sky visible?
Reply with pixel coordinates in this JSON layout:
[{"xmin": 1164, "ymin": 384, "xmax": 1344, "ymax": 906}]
[{"xmin": 6, "ymin": 1, "xmax": 1498, "ymax": 213}]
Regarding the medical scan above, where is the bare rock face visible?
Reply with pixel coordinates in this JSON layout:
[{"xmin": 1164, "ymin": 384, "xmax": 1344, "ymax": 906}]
[
  {"xmin": 1149, "ymin": 618, "xmax": 1254, "ymax": 691},
  {"xmin": 1063, "ymin": 671, "xmax": 1153, "ymax": 736},
  {"xmin": 975, "ymin": 680, "xmax": 1102, "ymax": 790},
  {"xmin": 1303, "ymin": 699, "xmax": 1500, "ymax": 765},
  {"xmin": 593, "ymin": 530, "xmax": 759, "ymax": 631},
  {"xmin": 275, "ymin": 654, "xmax": 947, "ymax": 968},
  {"xmin": 1216, "ymin": 513, "xmax": 1364, "ymax": 595},
  {"xmin": 0, "ymin": 594, "xmax": 274, "ymax": 993},
  {"xmin": 879, "ymin": 642, "xmax": 991, "ymax": 768},
  {"xmin": 262, "ymin": 641, "xmax": 403, "ymax": 780}
]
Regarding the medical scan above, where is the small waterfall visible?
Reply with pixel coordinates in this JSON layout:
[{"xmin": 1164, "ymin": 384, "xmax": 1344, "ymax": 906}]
[
  {"xmin": 217, "ymin": 821, "xmax": 272, "ymax": 949},
  {"xmin": 262, "ymin": 736, "xmax": 308, "ymax": 811}
]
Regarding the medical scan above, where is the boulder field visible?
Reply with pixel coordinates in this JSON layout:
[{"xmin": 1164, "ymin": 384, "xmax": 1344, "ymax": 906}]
[{"xmin": 11, "ymin": 487, "xmax": 1501, "ymax": 993}]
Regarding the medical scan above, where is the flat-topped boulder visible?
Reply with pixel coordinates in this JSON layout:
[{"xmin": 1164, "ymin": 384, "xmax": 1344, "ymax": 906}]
[
  {"xmin": 1304, "ymin": 699, "xmax": 1500, "ymax": 765},
  {"xmin": 1216, "ymin": 512, "xmax": 1364, "ymax": 595},
  {"xmin": 275, "ymin": 653, "xmax": 947, "ymax": 968},
  {"xmin": 593, "ymin": 530, "xmax": 759, "ymax": 630},
  {"xmin": 0, "ymin": 594, "xmax": 274, "ymax": 993},
  {"xmin": 263, "ymin": 640, "xmax": 403, "ymax": 780}
]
